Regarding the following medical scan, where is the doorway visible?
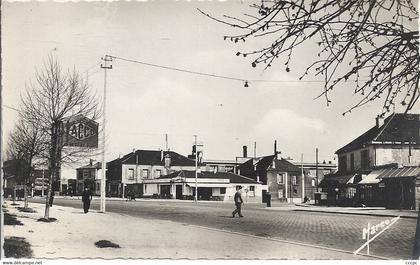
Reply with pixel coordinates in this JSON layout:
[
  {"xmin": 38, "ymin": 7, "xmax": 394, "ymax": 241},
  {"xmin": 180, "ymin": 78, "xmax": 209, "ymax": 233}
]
[{"xmin": 176, "ymin": 185, "xmax": 182, "ymax": 199}]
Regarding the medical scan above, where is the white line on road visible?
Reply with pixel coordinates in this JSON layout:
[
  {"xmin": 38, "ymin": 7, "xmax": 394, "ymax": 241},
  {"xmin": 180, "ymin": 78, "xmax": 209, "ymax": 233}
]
[{"xmin": 189, "ymin": 224, "xmax": 390, "ymax": 260}]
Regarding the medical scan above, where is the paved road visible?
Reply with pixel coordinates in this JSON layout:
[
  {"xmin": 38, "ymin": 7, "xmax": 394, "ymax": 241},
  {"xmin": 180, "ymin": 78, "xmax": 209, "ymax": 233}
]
[{"xmin": 31, "ymin": 198, "xmax": 416, "ymax": 259}]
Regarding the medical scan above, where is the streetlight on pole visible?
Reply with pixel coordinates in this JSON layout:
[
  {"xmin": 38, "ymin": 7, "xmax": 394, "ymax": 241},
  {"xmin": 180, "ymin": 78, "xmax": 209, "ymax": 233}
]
[
  {"xmin": 100, "ymin": 55, "xmax": 112, "ymax": 213},
  {"xmin": 301, "ymin": 153, "xmax": 305, "ymax": 203},
  {"xmin": 194, "ymin": 135, "xmax": 198, "ymax": 202}
]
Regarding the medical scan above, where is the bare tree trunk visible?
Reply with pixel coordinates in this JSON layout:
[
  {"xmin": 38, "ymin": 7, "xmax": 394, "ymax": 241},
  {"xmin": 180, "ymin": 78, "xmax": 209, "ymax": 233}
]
[
  {"xmin": 24, "ymin": 186, "xmax": 28, "ymax": 209},
  {"xmin": 12, "ymin": 187, "xmax": 16, "ymax": 204},
  {"xmin": 44, "ymin": 123, "xmax": 59, "ymax": 220}
]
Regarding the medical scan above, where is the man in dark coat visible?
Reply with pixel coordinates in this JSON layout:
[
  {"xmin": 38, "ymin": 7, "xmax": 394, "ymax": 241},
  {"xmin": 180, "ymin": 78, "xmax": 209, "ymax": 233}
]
[
  {"xmin": 82, "ymin": 187, "xmax": 93, "ymax": 214},
  {"xmin": 232, "ymin": 185, "xmax": 244, "ymax": 218}
]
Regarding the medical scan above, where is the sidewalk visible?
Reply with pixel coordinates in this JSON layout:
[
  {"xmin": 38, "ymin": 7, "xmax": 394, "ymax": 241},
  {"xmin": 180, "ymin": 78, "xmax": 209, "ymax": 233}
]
[{"xmin": 4, "ymin": 201, "xmax": 374, "ymax": 260}]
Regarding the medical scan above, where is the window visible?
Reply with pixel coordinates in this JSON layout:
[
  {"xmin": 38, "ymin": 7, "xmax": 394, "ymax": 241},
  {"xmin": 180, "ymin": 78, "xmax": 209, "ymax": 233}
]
[
  {"xmin": 155, "ymin": 169, "xmax": 161, "ymax": 178},
  {"xmin": 220, "ymin": 187, "xmax": 226, "ymax": 194},
  {"xmin": 83, "ymin": 170, "xmax": 90, "ymax": 179},
  {"xmin": 350, "ymin": 153, "xmax": 355, "ymax": 171},
  {"xmin": 127, "ymin": 168, "xmax": 134, "ymax": 180},
  {"xmin": 292, "ymin": 175, "xmax": 297, "ymax": 185},
  {"xmin": 248, "ymin": 186, "xmax": 255, "ymax": 196},
  {"xmin": 277, "ymin": 173, "xmax": 284, "ymax": 184},
  {"xmin": 339, "ymin": 155, "xmax": 347, "ymax": 172},
  {"xmin": 311, "ymin": 179, "xmax": 316, "ymax": 187},
  {"xmin": 142, "ymin": 169, "xmax": 149, "ymax": 179},
  {"xmin": 346, "ymin": 187, "xmax": 356, "ymax": 199},
  {"xmin": 77, "ymin": 171, "xmax": 83, "ymax": 180},
  {"xmin": 361, "ymin": 150, "xmax": 369, "ymax": 169}
]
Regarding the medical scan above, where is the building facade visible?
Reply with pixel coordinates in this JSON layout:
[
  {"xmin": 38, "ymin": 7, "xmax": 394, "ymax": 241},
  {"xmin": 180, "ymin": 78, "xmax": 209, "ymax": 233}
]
[
  {"xmin": 322, "ymin": 113, "xmax": 420, "ymax": 208},
  {"xmin": 142, "ymin": 170, "xmax": 263, "ymax": 203},
  {"xmin": 106, "ymin": 149, "xmax": 206, "ymax": 198},
  {"xmin": 238, "ymin": 154, "xmax": 304, "ymax": 203},
  {"xmin": 75, "ymin": 162, "xmax": 102, "ymax": 195}
]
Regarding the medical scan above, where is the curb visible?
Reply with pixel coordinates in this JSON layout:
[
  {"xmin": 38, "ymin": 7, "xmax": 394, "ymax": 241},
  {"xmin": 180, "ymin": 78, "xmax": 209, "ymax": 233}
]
[{"xmin": 292, "ymin": 209, "xmax": 417, "ymax": 219}]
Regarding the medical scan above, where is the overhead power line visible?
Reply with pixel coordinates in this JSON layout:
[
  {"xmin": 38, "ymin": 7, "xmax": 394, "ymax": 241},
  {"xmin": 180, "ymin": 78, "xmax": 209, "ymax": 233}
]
[{"xmin": 107, "ymin": 54, "xmax": 329, "ymax": 86}]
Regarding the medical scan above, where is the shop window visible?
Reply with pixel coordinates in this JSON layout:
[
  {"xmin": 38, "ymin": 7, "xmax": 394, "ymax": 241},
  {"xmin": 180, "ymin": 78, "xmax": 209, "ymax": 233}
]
[{"xmin": 220, "ymin": 187, "xmax": 226, "ymax": 194}]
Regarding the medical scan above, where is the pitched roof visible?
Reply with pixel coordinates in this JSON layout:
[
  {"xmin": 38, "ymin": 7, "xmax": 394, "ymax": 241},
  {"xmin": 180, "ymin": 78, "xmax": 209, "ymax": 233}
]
[
  {"xmin": 239, "ymin": 155, "xmax": 300, "ymax": 173},
  {"xmin": 78, "ymin": 162, "xmax": 102, "ymax": 169},
  {"xmin": 271, "ymin": 158, "xmax": 301, "ymax": 173},
  {"xmin": 107, "ymin": 150, "xmax": 201, "ymax": 167},
  {"xmin": 336, "ymin": 113, "xmax": 419, "ymax": 154},
  {"xmin": 157, "ymin": 170, "xmax": 259, "ymax": 184}
]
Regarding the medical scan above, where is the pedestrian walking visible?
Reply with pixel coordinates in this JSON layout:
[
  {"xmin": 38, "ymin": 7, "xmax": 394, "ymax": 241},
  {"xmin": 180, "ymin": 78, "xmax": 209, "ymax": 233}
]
[
  {"xmin": 232, "ymin": 185, "xmax": 244, "ymax": 218},
  {"xmin": 130, "ymin": 190, "xmax": 136, "ymax": 201},
  {"xmin": 82, "ymin": 187, "xmax": 93, "ymax": 213}
]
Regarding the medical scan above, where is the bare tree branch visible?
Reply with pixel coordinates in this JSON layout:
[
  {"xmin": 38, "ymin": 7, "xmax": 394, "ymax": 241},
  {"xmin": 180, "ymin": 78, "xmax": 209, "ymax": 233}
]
[{"xmin": 200, "ymin": 0, "xmax": 419, "ymax": 116}]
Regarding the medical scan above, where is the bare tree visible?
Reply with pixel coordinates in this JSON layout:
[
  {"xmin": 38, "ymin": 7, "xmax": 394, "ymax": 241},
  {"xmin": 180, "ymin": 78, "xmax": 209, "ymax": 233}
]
[
  {"xmin": 199, "ymin": 0, "xmax": 419, "ymax": 115},
  {"xmin": 20, "ymin": 56, "xmax": 101, "ymax": 220},
  {"xmin": 6, "ymin": 119, "xmax": 47, "ymax": 209}
]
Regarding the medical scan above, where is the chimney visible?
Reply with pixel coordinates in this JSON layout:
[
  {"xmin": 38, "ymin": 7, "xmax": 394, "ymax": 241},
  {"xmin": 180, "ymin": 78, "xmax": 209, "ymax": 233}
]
[
  {"xmin": 376, "ymin": 115, "xmax": 384, "ymax": 128},
  {"xmin": 243, "ymin": 145, "xmax": 248, "ymax": 158},
  {"xmin": 164, "ymin": 154, "xmax": 171, "ymax": 168},
  {"xmin": 274, "ymin": 140, "xmax": 279, "ymax": 159}
]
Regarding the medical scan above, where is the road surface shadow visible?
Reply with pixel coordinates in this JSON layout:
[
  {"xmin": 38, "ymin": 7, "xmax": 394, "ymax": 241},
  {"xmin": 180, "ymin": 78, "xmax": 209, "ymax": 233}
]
[{"xmin": 218, "ymin": 215, "xmax": 234, "ymax": 218}]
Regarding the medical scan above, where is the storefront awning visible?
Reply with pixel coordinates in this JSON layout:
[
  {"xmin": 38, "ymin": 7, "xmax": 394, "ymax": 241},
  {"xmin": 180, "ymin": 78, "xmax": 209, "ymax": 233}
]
[
  {"xmin": 186, "ymin": 183, "xmax": 231, "ymax": 188},
  {"xmin": 358, "ymin": 168, "xmax": 387, "ymax": 184},
  {"xmin": 378, "ymin": 166, "xmax": 420, "ymax": 179}
]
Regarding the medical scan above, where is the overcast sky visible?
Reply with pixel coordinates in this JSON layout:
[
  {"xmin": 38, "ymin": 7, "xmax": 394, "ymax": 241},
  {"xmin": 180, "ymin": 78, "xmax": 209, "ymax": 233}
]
[{"xmin": 3, "ymin": 1, "xmax": 419, "ymax": 177}]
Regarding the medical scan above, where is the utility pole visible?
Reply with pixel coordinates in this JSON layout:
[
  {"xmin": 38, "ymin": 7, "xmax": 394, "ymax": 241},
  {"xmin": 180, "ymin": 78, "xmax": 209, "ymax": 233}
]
[
  {"xmin": 41, "ymin": 169, "xmax": 45, "ymax": 197},
  {"xmin": 301, "ymin": 153, "xmax": 305, "ymax": 203},
  {"xmin": 100, "ymin": 55, "xmax": 112, "ymax": 213},
  {"xmin": 165, "ymin": 133, "xmax": 168, "ymax": 151},
  {"xmin": 316, "ymin": 148, "xmax": 319, "ymax": 192},
  {"xmin": 254, "ymin": 141, "xmax": 257, "ymax": 158},
  {"xmin": 194, "ymin": 135, "xmax": 198, "ymax": 202}
]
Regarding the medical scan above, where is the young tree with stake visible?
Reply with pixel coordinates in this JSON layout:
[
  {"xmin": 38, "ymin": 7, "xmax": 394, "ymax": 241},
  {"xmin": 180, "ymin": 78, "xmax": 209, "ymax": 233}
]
[{"xmin": 20, "ymin": 56, "xmax": 101, "ymax": 220}]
